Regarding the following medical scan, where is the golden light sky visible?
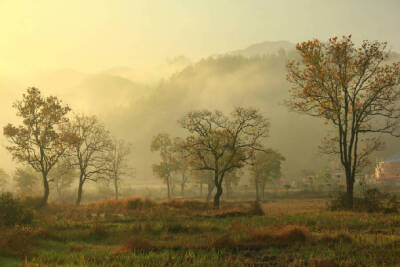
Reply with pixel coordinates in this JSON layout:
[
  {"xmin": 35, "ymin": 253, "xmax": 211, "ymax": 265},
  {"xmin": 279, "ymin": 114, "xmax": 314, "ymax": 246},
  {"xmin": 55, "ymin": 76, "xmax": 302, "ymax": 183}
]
[{"xmin": 1, "ymin": 0, "xmax": 399, "ymax": 77}]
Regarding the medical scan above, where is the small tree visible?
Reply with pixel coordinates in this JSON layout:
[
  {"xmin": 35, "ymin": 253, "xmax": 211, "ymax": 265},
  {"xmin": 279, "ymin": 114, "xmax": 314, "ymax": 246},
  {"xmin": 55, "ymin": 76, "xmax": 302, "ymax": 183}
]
[
  {"xmin": 4, "ymin": 87, "xmax": 73, "ymax": 206},
  {"xmin": 0, "ymin": 169, "xmax": 9, "ymax": 192},
  {"xmin": 192, "ymin": 169, "xmax": 214, "ymax": 200},
  {"xmin": 151, "ymin": 133, "xmax": 178, "ymax": 199},
  {"xmin": 67, "ymin": 114, "xmax": 112, "ymax": 205},
  {"xmin": 251, "ymin": 149, "xmax": 285, "ymax": 201},
  {"xmin": 106, "ymin": 138, "xmax": 133, "ymax": 200},
  {"xmin": 223, "ymin": 169, "xmax": 240, "ymax": 199},
  {"xmin": 13, "ymin": 166, "xmax": 41, "ymax": 196},
  {"xmin": 180, "ymin": 107, "xmax": 269, "ymax": 208},
  {"xmin": 49, "ymin": 159, "xmax": 75, "ymax": 201},
  {"xmin": 172, "ymin": 137, "xmax": 191, "ymax": 197},
  {"xmin": 287, "ymin": 36, "xmax": 400, "ymax": 208}
]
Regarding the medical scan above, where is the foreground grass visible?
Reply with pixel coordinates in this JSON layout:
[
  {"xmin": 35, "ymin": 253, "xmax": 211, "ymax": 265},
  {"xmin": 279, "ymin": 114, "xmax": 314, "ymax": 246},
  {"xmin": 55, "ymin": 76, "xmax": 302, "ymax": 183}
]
[{"xmin": 1, "ymin": 198, "xmax": 400, "ymax": 266}]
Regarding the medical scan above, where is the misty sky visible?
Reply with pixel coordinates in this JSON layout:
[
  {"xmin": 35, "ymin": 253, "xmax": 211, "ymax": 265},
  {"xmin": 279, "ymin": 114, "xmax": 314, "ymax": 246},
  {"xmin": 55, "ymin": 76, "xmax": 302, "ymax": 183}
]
[{"xmin": 1, "ymin": 0, "xmax": 399, "ymax": 76}]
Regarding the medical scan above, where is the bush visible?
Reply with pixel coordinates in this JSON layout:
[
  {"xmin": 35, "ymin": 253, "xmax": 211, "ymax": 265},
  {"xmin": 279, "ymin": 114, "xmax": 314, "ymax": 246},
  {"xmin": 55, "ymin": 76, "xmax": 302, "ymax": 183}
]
[
  {"xmin": 20, "ymin": 195, "xmax": 43, "ymax": 209},
  {"xmin": 248, "ymin": 201, "xmax": 264, "ymax": 216},
  {"xmin": 126, "ymin": 198, "xmax": 154, "ymax": 210},
  {"xmin": 0, "ymin": 192, "xmax": 34, "ymax": 226},
  {"xmin": 244, "ymin": 225, "xmax": 310, "ymax": 247},
  {"xmin": 165, "ymin": 200, "xmax": 210, "ymax": 210},
  {"xmin": 329, "ymin": 188, "xmax": 398, "ymax": 213},
  {"xmin": 88, "ymin": 222, "xmax": 108, "ymax": 240}
]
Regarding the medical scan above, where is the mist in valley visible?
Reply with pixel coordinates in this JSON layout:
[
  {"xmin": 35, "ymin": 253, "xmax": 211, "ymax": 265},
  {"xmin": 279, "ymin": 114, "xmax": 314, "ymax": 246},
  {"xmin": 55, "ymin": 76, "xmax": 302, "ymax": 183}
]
[{"xmin": 1, "ymin": 1, "xmax": 400, "ymax": 265}]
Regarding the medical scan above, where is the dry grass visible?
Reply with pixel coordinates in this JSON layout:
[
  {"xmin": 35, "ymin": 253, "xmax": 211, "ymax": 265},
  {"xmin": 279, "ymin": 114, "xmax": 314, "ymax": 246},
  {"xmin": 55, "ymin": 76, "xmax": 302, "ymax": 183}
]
[
  {"xmin": 0, "ymin": 227, "xmax": 35, "ymax": 257},
  {"xmin": 318, "ymin": 232, "xmax": 353, "ymax": 246},
  {"xmin": 242, "ymin": 225, "xmax": 310, "ymax": 247},
  {"xmin": 248, "ymin": 201, "xmax": 265, "ymax": 216},
  {"xmin": 261, "ymin": 199, "xmax": 327, "ymax": 215},
  {"xmin": 3, "ymin": 196, "xmax": 400, "ymax": 266},
  {"xmin": 163, "ymin": 199, "xmax": 211, "ymax": 210},
  {"xmin": 113, "ymin": 237, "xmax": 155, "ymax": 254},
  {"xmin": 210, "ymin": 234, "xmax": 236, "ymax": 249}
]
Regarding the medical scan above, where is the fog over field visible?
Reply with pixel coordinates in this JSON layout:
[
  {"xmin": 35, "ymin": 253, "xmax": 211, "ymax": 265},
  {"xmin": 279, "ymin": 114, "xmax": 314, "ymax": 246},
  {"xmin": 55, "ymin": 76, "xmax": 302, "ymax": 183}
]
[{"xmin": 0, "ymin": 0, "xmax": 400, "ymax": 190}]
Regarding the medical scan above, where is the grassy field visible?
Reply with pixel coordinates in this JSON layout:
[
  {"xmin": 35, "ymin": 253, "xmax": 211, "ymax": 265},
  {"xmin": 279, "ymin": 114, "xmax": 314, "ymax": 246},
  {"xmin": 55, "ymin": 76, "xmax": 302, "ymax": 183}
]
[{"xmin": 0, "ymin": 197, "xmax": 400, "ymax": 266}]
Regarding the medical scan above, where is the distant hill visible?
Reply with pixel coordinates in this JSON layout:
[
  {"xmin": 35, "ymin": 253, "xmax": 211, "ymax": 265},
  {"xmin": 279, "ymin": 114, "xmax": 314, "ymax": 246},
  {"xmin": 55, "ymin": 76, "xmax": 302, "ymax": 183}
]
[{"xmin": 229, "ymin": 40, "xmax": 295, "ymax": 57}]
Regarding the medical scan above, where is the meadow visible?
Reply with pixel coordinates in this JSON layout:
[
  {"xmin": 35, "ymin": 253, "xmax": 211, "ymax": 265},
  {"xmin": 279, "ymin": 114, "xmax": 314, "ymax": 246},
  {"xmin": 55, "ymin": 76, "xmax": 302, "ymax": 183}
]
[{"xmin": 1, "ymin": 197, "xmax": 400, "ymax": 266}]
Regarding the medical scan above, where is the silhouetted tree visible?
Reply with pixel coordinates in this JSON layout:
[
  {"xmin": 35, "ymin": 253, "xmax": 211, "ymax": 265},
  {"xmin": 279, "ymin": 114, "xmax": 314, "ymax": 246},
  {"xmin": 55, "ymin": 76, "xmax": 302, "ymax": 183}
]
[
  {"xmin": 106, "ymin": 138, "xmax": 133, "ymax": 200},
  {"xmin": 251, "ymin": 149, "xmax": 285, "ymax": 201},
  {"xmin": 67, "ymin": 114, "xmax": 112, "ymax": 205}
]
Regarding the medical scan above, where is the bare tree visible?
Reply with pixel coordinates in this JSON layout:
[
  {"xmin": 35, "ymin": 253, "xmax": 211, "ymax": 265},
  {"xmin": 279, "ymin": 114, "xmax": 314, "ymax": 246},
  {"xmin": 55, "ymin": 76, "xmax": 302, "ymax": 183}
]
[
  {"xmin": 106, "ymin": 138, "xmax": 133, "ymax": 200},
  {"xmin": 49, "ymin": 159, "xmax": 76, "ymax": 201},
  {"xmin": 180, "ymin": 107, "xmax": 269, "ymax": 208},
  {"xmin": 172, "ymin": 137, "xmax": 191, "ymax": 197},
  {"xmin": 287, "ymin": 36, "xmax": 400, "ymax": 208},
  {"xmin": 3, "ymin": 87, "xmax": 73, "ymax": 206},
  {"xmin": 251, "ymin": 149, "xmax": 285, "ymax": 201},
  {"xmin": 67, "ymin": 114, "xmax": 112, "ymax": 205},
  {"xmin": 223, "ymin": 169, "xmax": 241, "ymax": 199}
]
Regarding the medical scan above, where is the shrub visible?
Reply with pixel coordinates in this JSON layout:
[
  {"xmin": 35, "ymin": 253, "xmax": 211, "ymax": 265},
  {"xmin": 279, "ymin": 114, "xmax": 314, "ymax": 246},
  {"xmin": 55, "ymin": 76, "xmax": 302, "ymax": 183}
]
[
  {"xmin": 0, "ymin": 192, "xmax": 34, "ymax": 226},
  {"xmin": 20, "ymin": 195, "xmax": 43, "ymax": 209},
  {"xmin": 329, "ymin": 188, "xmax": 399, "ymax": 213},
  {"xmin": 88, "ymin": 222, "xmax": 108, "ymax": 240},
  {"xmin": 166, "ymin": 200, "xmax": 210, "ymax": 210},
  {"xmin": 248, "ymin": 201, "xmax": 264, "ymax": 216},
  {"xmin": 244, "ymin": 225, "xmax": 310, "ymax": 247},
  {"xmin": 274, "ymin": 225, "xmax": 310, "ymax": 244},
  {"xmin": 126, "ymin": 198, "xmax": 154, "ymax": 210}
]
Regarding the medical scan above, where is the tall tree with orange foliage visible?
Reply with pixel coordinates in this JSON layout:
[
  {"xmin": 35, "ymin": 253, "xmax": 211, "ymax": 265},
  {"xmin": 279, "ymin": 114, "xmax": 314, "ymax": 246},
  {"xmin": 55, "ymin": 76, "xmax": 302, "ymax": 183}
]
[
  {"xmin": 3, "ymin": 88, "xmax": 74, "ymax": 206},
  {"xmin": 287, "ymin": 36, "xmax": 400, "ymax": 208}
]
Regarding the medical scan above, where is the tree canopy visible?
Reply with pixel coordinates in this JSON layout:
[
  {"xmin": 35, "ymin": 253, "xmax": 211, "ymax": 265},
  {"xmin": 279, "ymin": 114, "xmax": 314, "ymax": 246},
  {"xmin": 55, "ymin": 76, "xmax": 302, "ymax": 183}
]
[{"xmin": 287, "ymin": 35, "xmax": 400, "ymax": 208}]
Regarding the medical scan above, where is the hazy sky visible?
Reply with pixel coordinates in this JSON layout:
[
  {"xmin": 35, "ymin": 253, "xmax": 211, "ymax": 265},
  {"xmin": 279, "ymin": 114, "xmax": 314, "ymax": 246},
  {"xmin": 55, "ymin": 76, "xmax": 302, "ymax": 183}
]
[{"xmin": 0, "ymin": 0, "xmax": 399, "ymax": 76}]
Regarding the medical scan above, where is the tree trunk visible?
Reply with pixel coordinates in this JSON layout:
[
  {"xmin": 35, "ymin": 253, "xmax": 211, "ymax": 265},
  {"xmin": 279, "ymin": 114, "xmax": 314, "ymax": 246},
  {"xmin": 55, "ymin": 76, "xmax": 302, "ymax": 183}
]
[
  {"xmin": 206, "ymin": 182, "xmax": 214, "ymax": 201},
  {"xmin": 261, "ymin": 181, "xmax": 266, "ymax": 201},
  {"xmin": 345, "ymin": 173, "xmax": 354, "ymax": 209},
  {"xmin": 213, "ymin": 183, "xmax": 223, "ymax": 208},
  {"xmin": 114, "ymin": 176, "xmax": 119, "ymax": 200},
  {"xmin": 76, "ymin": 181, "xmax": 84, "ymax": 205},
  {"xmin": 181, "ymin": 173, "xmax": 185, "ymax": 197},
  {"xmin": 225, "ymin": 181, "xmax": 229, "ymax": 200},
  {"xmin": 255, "ymin": 179, "xmax": 260, "ymax": 201},
  {"xmin": 200, "ymin": 183, "xmax": 203, "ymax": 196},
  {"xmin": 41, "ymin": 173, "xmax": 50, "ymax": 206},
  {"xmin": 166, "ymin": 176, "xmax": 171, "ymax": 199},
  {"xmin": 181, "ymin": 182, "xmax": 185, "ymax": 197}
]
